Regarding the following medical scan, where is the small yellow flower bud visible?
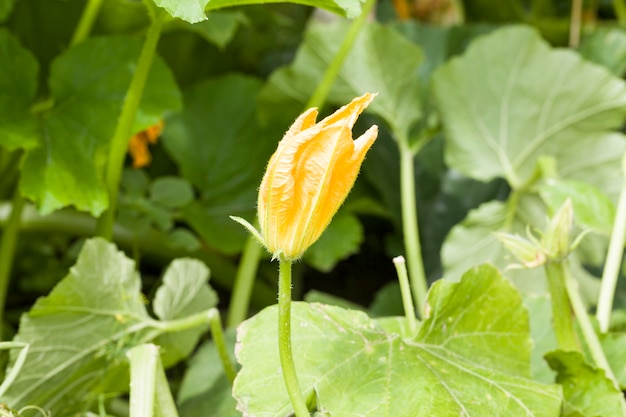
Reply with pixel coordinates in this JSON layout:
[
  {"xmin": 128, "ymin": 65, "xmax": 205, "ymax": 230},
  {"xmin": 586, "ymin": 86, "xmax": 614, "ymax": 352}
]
[{"xmin": 232, "ymin": 93, "xmax": 378, "ymax": 260}]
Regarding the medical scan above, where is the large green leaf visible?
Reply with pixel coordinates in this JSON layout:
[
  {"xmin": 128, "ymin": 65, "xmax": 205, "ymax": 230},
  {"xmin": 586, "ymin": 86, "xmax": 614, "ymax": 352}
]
[
  {"xmin": 233, "ymin": 264, "xmax": 561, "ymax": 416},
  {"xmin": 0, "ymin": 238, "xmax": 214, "ymax": 415},
  {"xmin": 20, "ymin": 36, "xmax": 181, "ymax": 216},
  {"xmin": 260, "ymin": 20, "xmax": 423, "ymax": 138},
  {"xmin": 162, "ymin": 75, "xmax": 278, "ymax": 254},
  {"xmin": 0, "ymin": 29, "xmax": 39, "ymax": 150},
  {"xmin": 545, "ymin": 350, "xmax": 626, "ymax": 417},
  {"xmin": 153, "ymin": 0, "xmax": 364, "ymax": 22},
  {"xmin": 432, "ymin": 25, "xmax": 626, "ymax": 192}
]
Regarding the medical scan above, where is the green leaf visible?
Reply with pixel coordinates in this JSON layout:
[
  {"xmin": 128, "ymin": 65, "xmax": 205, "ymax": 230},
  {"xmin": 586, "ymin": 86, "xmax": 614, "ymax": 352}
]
[
  {"xmin": 20, "ymin": 36, "xmax": 181, "ymax": 216},
  {"xmin": 184, "ymin": 11, "xmax": 248, "ymax": 49},
  {"xmin": 0, "ymin": 29, "xmax": 39, "ymax": 150},
  {"xmin": 260, "ymin": 20, "xmax": 423, "ymax": 138},
  {"xmin": 304, "ymin": 211, "xmax": 364, "ymax": 272},
  {"xmin": 151, "ymin": 0, "xmax": 209, "ymax": 23},
  {"xmin": 432, "ymin": 25, "xmax": 626, "ymax": 191},
  {"xmin": 0, "ymin": 0, "xmax": 15, "ymax": 22},
  {"xmin": 539, "ymin": 179, "xmax": 615, "ymax": 235},
  {"xmin": 0, "ymin": 238, "xmax": 214, "ymax": 414},
  {"xmin": 153, "ymin": 259, "xmax": 217, "ymax": 367},
  {"xmin": 1, "ymin": 238, "xmax": 152, "ymax": 413},
  {"xmin": 545, "ymin": 350, "xmax": 626, "ymax": 417},
  {"xmin": 579, "ymin": 27, "xmax": 626, "ymax": 76},
  {"xmin": 167, "ymin": 228, "xmax": 201, "ymax": 251},
  {"xmin": 150, "ymin": 176, "xmax": 195, "ymax": 208},
  {"xmin": 162, "ymin": 75, "xmax": 278, "ymax": 254},
  {"xmin": 234, "ymin": 264, "xmax": 561, "ymax": 416},
  {"xmin": 204, "ymin": 0, "xmax": 365, "ymax": 19},
  {"xmin": 178, "ymin": 331, "xmax": 239, "ymax": 417},
  {"xmin": 153, "ymin": 0, "xmax": 364, "ymax": 22}
]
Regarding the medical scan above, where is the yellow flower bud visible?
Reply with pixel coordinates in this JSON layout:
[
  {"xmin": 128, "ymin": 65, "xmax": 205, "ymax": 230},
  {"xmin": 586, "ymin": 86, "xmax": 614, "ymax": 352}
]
[{"xmin": 234, "ymin": 93, "xmax": 378, "ymax": 260}]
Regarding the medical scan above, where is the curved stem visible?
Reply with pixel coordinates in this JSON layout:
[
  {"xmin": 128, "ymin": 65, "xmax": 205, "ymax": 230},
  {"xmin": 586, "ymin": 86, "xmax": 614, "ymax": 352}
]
[
  {"xmin": 305, "ymin": 0, "xmax": 377, "ymax": 109},
  {"xmin": 597, "ymin": 163, "xmax": 626, "ymax": 333},
  {"xmin": 564, "ymin": 263, "xmax": 626, "ymax": 414},
  {"xmin": 545, "ymin": 262, "xmax": 579, "ymax": 352},
  {"xmin": 0, "ymin": 191, "xmax": 25, "ymax": 338},
  {"xmin": 227, "ymin": 235, "xmax": 263, "ymax": 327},
  {"xmin": 278, "ymin": 257, "xmax": 309, "ymax": 417},
  {"xmin": 208, "ymin": 308, "xmax": 237, "ymax": 383},
  {"xmin": 70, "ymin": 0, "xmax": 105, "ymax": 46},
  {"xmin": 399, "ymin": 140, "xmax": 427, "ymax": 317},
  {"xmin": 96, "ymin": 16, "xmax": 164, "ymax": 239}
]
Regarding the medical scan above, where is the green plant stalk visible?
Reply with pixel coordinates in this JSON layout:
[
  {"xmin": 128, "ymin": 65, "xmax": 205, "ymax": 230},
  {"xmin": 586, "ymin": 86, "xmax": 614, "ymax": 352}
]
[
  {"xmin": 305, "ymin": 0, "xmax": 376, "ymax": 109},
  {"xmin": 393, "ymin": 256, "xmax": 418, "ymax": 336},
  {"xmin": 208, "ymin": 308, "xmax": 238, "ymax": 383},
  {"xmin": 153, "ymin": 308, "xmax": 237, "ymax": 382},
  {"xmin": 614, "ymin": 0, "xmax": 626, "ymax": 25},
  {"xmin": 278, "ymin": 257, "xmax": 309, "ymax": 417},
  {"xmin": 0, "ymin": 191, "xmax": 25, "ymax": 338},
  {"xmin": 569, "ymin": 0, "xmax": 583, "ymax": 47},
  {"xmin": 227, "ymin": 234, "xmax": 263, "ymax": 327},
  {"xmin": 597, "ymin": 168, "xmax": 626, "ymax": 333},
  {"xmin": 96, "ymin": 15, "xmax": 164, "ymax": 239},
  {"xmin": 564, "ymin": 263, "xmax": 626, "ymax": 414},
  {"xmin": 70, "ymin": 0, "xmax": 104, "ymax": 46},
  {"xmin": 565, "ymin": 266, "xmax": 620, "ymax": 380},
  {"xmin": 545, "ymin": 261, "xmax": 580, "ymax": 352},
  {"xmin": 399, "ymin": 140, "xmax": 428, "ymax": 317},
  {"xmin": 127, "ymin": 344, "xmax": 159, "ymax": 417}
]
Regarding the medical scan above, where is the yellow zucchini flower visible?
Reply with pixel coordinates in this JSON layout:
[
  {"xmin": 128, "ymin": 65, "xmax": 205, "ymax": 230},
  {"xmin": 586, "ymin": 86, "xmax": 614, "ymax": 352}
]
[{"xmin": 233, "ymin": 93, "xmax": 378, "ymax": 260}]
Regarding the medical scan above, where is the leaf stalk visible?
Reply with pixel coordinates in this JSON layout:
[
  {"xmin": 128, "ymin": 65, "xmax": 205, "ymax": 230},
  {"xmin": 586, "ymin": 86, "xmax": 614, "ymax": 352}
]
[{"xmin": 96, "ymin": 15, "xmax": 164, "ymax": 239}]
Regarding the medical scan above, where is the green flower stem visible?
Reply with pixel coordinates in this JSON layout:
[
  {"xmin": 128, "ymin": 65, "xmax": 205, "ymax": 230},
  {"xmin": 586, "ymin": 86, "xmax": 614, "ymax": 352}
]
[
  {"xmin": 70, "ymin": 0, "xmax": 104, "ymax": 46},
  {"xmin": 0, "ymin": 341, "xmax": 29, "ymax": 397},
  {"xmin": 96, "ymin": 15, "xmax": 164, "ymax": 239},
  {"xmin": 208, "ymin": 308, "xmax": 238, "ymax": 383},
  {"xmin": 569, "ymin": 0, "xmax": 583, "ymax": 47},
  {"xmin": 392, "ymin": 256, "xmax": 418, "ymax": 336},
  {"xmin": 597, "ymin": 160, "xmax": 626, "ymax": 333},
  {"xmin": 564, "ymin": 263, "xmax": 626, "ymax": 414},
  {"xmin": 305, "ymin": 0, "xmax": 376, "ymax": 109},
  {"xmin": 544, "ymin": 261, "xmax": 580, "ymax": 352},
  {"xmin": 278, "ymin": 257, "xmax": 309, "ymax": 417},
  {"xmin": 564, "ymin": 264, "xmax": 621, "ymax": 385},
  {"xmin": 0, "ymin": 191, "xmax": 25, "ymax": 338},
  {"xmin": 399, "ymin": 139, "xmax": 428, "ymax": 318},
  {"xmin": 227, "ymin": 234, "xmax": 263, "ymax": 327}
]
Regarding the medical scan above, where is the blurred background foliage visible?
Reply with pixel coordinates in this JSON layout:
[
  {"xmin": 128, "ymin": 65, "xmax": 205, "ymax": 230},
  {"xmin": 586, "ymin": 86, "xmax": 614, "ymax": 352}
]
[{"xmin": 2, "ymin": 0, "xmax": 626, "ymax": 339}]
